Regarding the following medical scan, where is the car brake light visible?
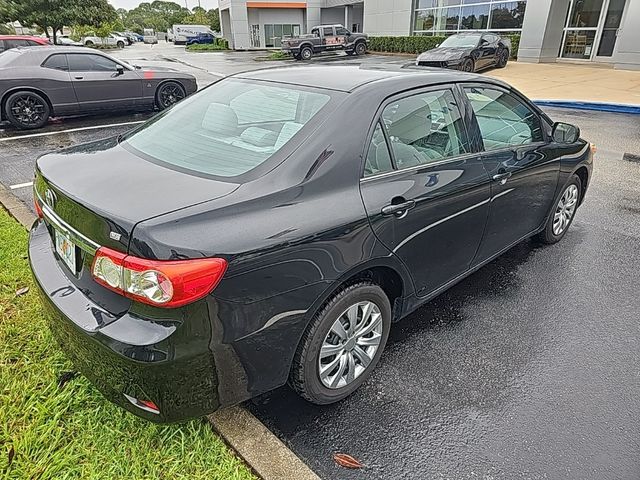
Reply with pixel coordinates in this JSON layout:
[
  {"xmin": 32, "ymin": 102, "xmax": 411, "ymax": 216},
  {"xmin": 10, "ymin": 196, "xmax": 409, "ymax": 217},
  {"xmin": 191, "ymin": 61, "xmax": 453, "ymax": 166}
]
[
  {"xmin": 91, "ymin": 247, "xmax": 227, "ymax": 308},
  {"xmin": 34, "ymin": 196, "xmax": 43, "ymax": 219}
]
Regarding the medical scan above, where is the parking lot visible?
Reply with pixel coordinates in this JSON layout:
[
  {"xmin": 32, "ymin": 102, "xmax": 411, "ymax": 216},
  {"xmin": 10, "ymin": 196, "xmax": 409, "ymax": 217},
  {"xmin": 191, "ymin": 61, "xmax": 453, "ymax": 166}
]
[{"xmin": 2, "ymin": 46, "xmax": 639, "ymax": 479}]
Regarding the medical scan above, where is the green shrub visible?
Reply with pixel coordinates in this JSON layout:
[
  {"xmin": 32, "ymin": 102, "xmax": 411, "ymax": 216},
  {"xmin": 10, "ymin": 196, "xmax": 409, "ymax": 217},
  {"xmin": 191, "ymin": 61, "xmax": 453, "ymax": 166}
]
[
  {"xmin": 369, "ymin": 34, "xmax": 521, "ymax": 60},
  {"xmin": 215, "ymin": 37, "xmax": 229, "ymax": 49},
  {"xmin": 186, "ymin": 42, "xmax": 228, "ymax": 52}
]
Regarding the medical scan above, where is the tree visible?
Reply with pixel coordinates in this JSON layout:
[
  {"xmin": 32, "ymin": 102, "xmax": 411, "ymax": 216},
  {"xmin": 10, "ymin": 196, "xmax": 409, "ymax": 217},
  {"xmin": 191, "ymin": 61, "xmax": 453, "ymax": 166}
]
[
  {"xmin": 3, "ymin": 0, "xmax": 116, "ymax": 43},
  {"xmin": 207, "ymin": 8, "xmax": 220, "ymax": 32}
]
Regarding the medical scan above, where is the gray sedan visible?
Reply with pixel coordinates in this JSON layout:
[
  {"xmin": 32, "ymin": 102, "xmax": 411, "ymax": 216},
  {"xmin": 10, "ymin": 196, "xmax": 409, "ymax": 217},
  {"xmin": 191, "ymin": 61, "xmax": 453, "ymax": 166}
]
[{"xmin": 0, "ymin": 46, "xmax": 198, "ymax": 129}]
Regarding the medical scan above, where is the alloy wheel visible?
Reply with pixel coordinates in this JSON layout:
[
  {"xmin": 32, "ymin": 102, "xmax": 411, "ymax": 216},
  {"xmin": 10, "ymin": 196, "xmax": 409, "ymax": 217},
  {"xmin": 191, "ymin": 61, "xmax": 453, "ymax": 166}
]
[
  {"xmin": 553, "ymin": 184, "xmax": 579, "ymax": 236},
  {"xmin": 463, "ymin": 59, "xmax": 474, "ymax": 72},
  {"xmin": 318, "ymin": 301, "xmax": 383, "ymax": 389},
  {"xmin": 10, "ymin": 95, "xmax": 46, "ymax": 127},
  {"xmin": 159, "ymin": 83, "xmax": 185, "ymax": 108}
]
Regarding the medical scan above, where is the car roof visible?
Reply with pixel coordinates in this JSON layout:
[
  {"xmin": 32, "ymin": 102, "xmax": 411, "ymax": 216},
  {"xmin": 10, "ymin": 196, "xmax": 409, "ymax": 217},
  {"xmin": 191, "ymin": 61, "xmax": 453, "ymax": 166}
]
[
  {"xmin": 235, "ymin": 64, "xmax": 494, "ymax": 93},
  {"xmin": 0, "ymin": 35, "xmax": 47, "ymax": 40}
]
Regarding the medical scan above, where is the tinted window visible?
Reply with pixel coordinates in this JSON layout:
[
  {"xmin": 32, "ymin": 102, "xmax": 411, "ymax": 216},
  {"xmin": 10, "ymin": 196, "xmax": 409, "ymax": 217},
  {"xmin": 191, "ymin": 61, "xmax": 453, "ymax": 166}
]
[
  {"xmin": 42, "ymin": 54, "xmax": 68, "ymax": 71},
  {"xmin": 323, "ymin": 27, "xmax": 334, "ymax": 36},
  {"xmin": 364, "ymin": 122, "xmax": 393, "ymax": 177},
  {"xmin": 336, "ymin": 27, "xmax": 350, "ymax": 35},
  {"xmin": 27, "ymin": 40, "xmax": 40, "ymax": 46},
  {"xmin": 381, "ymin": 89, "xmax": 469, "ymax": 169},
  {"xmin": 68, "ymin": 53, "xmax": 119, "ymax": 72},
  {"xmin": 125, "ymin": 79, "xmax": 333, "ymax": 178},
  {"xmin": 464, "ymin": 87, "xmax": 543, "ymax": 150},
  {"xmin": 4, "ymin": 39, "xmax": 29, "ymax": 49}
]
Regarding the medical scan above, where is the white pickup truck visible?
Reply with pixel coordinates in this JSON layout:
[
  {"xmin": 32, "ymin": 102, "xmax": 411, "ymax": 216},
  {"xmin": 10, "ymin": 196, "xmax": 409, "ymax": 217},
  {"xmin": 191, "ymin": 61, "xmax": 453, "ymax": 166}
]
[{"xmin": 83, "ymin": 33, "xmax": 128, "ymax": 49}]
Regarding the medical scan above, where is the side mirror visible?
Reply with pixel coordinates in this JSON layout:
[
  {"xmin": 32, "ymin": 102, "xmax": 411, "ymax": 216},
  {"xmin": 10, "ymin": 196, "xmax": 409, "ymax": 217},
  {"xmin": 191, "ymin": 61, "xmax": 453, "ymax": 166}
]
[
  {"xmin": 116, "ymin": 64, "xmax": 125, "ymax": 75},
  {"xmin": 552, "ymin": 122, "xmax": 580, "ymax": 143},
  {"xmin": 480, "ymin": 39, "xmax": 489, "ymax": 45}
]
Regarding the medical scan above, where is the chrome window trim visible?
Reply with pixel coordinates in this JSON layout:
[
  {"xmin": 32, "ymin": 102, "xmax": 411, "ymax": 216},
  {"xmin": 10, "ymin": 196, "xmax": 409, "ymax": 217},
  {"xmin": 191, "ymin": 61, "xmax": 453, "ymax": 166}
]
[{"xmin": 35, "ymin": 191, "xmax": 100, "ymax": 255}]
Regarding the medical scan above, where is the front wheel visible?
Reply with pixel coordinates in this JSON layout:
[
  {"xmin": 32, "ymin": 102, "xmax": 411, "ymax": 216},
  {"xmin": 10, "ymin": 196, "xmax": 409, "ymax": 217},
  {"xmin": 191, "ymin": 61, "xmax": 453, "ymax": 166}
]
[
  {"xmin": 4, "ymin": 91, "xmax": 50, "ymax": 130},
  {"xmin": 354, "ymin": 41, "xmax": 367, "ymax": 55},
  {"xmin": 300, "ymin": 46, "xmax": 313, "ymax": 61},
  {"xmin": 289, "ymin": 282, "xmax": 391, "ymax": 405},
  {"xmin": 535, "ymin": 175, "xmax": 582, "ymax": 244},
  {"xmin": 85, "ymin": 40, "xmax": 94, "ymax": 47},
  {"xmin": 155, "ymin": 81, "xmax": 186, "ymax": 110},
  {"xmin": 461, "ymin": 57, "xmax": 475, "ymax": 72},
  {"xmin": 117, "ymin": 41, "xmax": 125, "ymax": 49},
  {"xmin": 497, "ymin": 49, "xmax": 509, "ymax": 68}
]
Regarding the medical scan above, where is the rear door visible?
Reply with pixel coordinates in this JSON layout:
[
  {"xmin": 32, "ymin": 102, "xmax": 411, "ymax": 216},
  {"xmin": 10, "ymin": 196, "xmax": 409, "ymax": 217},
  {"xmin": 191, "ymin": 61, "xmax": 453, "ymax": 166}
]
[
  {"xmin": 462, "ymin": 84, "xmax": 560, "ymax": 265},
  {"xmin": 40, "ymin": 53, "xmax": 79, "ymax": 116},
  {"xmin": 67, "ymin": 53, "xmax": 143, "ymax": 112},
  {"xmin": 360, "ymin": 86, "xmax": 491, "ymax": 298}
]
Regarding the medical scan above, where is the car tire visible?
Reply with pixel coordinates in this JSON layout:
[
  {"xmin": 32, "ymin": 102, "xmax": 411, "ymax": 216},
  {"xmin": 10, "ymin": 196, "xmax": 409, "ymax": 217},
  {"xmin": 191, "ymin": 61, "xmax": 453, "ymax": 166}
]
[
  {"xmin": 354, "ymin": 41, "xmax": 367, "ymax": 55},
  {"xmin": 117, "ymin": 41, "xmax": 125, "ymax": 49},
  {"xmin": 155, "ymin": 81, "xmax": 186, "ymax": 110},
  {"xmin": 85, "ymin": 40, "xmax": 94, "ymax": 47},
  {"xmin": 461, "ymin": 57, "xmax": 475, "ymax": 72},
  {"xmin": 289, "ymin": 281, "xmax": 391, "ymax": 405},
  {"xmin": 4, "ymin": 91, "xmax": 51, "ymax": 130},
  {"xmin": 300, "ymin": 46, "xmax": 313, "ymax": 61},
  {"xmin": 497, "ymin": 49, "xmax": 509, "ymax": 68},
  {"xmin": 535, "ymin": 175, "xmax": 582, "ymax": 244}
]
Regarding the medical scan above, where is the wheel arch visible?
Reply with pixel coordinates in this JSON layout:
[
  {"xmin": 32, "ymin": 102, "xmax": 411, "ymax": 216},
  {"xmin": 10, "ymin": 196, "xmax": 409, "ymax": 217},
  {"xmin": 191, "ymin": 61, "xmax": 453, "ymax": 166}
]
[
  {"xmin": 1, "ymin": 87, "xmax": 54, "ymax": 121},
  {"xmin": 574, "ymin": 165, "xmax": 589, "ymax": 205}
]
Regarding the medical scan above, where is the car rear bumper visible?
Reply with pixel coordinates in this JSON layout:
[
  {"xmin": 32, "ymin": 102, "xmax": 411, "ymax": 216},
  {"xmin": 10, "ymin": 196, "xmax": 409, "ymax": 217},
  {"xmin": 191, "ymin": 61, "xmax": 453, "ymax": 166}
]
[{"xmin": 29, "ymin": 220, "xmax": 220, "ymax": 423}]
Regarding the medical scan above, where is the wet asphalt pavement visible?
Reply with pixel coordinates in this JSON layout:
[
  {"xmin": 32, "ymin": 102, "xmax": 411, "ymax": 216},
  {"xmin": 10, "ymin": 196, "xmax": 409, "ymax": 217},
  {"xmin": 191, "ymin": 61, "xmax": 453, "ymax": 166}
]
[{"xmin": 1, "ymin": 49, "xmax": 639, "ymax": 479}]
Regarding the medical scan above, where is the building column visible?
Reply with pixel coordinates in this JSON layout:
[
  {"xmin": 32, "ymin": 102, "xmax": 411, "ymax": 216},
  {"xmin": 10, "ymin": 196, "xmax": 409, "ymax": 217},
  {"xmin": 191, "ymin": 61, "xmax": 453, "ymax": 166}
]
[
  {"xmin": 517, "ymin": 0, "xmax": 570, "ymax": 63},
  {"xmin": 613, "ymin": 0, "xmax": 640, "ymax": 70}
]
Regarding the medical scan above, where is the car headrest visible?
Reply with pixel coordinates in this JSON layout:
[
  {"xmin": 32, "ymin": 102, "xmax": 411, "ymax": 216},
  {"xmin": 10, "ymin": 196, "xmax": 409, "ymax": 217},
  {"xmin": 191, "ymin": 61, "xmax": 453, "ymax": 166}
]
[
  {"xmin": 387, "ymin": 101, "xmax": 432, "ymax": 144},
  {"xmin": 202, "ymin": 103, "xmax": 238, "ymax": 136}
]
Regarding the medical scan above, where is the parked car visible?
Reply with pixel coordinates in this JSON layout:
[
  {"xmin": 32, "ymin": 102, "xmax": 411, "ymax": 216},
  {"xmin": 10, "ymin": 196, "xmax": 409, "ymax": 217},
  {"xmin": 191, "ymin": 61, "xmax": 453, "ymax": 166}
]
[
  {"xmin": 143, "ymin": 28, "xmax": 158, "ymax": 44},
  {"xmin": 83, "ymin": 33, "xmax": 128, "ymax": 48},
  {"xmin": 0, "ymin": 35, "xmax": 50, "ymax": 53},
  {"xmin": 28, "ymin": 65, "xmax": 593, "ymax": 422},
  {"xmin": 185, "ymin": 32, "xmax": 215, "ymax": 45},
  {"xmin": 112, "ymin": 31, "xmax": 135, "ymax": 45},
  {"xmin": 416, "ymin": 32, "xmax": 511, "ymax": 72},
  {"xmin": 281, "ymin": 24, "xmax": 368, "ymax": 60},
  {"xmin": 54, "ymin": 35, "xmax": 83, "ymax": 47},
  {"xmin": 0, "ymin": 46, "xmax": 197, "ymax": 129},
  {"xmin": 127, "ymin": 31, "xmax": 144, "ymax": 42}
]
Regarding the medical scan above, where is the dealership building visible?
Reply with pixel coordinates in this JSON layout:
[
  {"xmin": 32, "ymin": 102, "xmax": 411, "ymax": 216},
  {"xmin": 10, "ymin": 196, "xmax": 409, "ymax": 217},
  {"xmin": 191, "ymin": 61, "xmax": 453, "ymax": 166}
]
[{"xmin": 219, "ymin": 0, "xmax": 640, "ymax": 69}]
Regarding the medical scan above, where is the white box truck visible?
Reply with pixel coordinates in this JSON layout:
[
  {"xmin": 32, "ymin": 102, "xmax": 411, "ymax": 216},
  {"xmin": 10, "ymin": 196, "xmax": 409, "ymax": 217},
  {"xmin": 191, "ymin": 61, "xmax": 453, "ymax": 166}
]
[{"xmin": 172, "ymin": 25, "xmax": 215, "ymax": 45}]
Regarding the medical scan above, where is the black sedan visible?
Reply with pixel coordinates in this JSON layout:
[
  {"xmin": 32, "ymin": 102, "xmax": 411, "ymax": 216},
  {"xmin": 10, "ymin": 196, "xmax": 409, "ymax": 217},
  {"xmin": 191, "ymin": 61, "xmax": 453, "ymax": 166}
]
[
  {"xmin": 416, "ymin": 32, "xmax": 511, "ymax": 72},
  {"xmin": 29, "ymin": 65, "xmax": 593, "ymax": 422},
  {"xmin": 0, "ymin": 46, "xmax": 197, "ymax": 129}
]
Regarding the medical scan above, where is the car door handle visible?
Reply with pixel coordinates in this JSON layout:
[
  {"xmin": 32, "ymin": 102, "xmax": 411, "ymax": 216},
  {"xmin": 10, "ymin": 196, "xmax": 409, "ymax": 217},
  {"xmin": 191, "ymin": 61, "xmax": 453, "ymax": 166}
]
[
  {"xmin": 381, "ymin": 199, "xmax": 416, "ymax": 218},
  {"xmin": 492, "ymin": 171, "xmax": 512, "ymax": 184},
  {"xmin": 74, "ymin": 76, "xmax": 84, "ymax": 80}
]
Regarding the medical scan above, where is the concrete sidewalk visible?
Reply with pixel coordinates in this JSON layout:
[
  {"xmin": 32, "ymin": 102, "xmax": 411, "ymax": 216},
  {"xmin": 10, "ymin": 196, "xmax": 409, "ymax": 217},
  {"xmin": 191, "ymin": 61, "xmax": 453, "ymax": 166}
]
[{"xmin": 486, "ymin": 62, "xmax": 640, "ymax": 106}]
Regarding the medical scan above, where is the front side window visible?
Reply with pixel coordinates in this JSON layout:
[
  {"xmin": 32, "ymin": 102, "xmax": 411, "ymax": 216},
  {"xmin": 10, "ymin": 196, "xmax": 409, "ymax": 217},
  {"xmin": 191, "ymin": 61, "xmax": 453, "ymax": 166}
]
[
  {"xmin": 4, "ymin": 39, "xmax": 28, "ymax": 49},
  {"xmin": 68, "ymin": 54, "xmax": 119, "ymax": 72},
  {"xmin": 464, "ymin": 86, "xmax": 543, "ymax": 151},
  {"xmin": 125, "ymin": 79, "xmax": 333, "ymax": 178},
  {"xmin": 336, "ymin": 27, "xmax": 350, "ymax": 35},
  {"xmin": 381, "ymin": 89, "xmax": 470, "ymax": 170}
]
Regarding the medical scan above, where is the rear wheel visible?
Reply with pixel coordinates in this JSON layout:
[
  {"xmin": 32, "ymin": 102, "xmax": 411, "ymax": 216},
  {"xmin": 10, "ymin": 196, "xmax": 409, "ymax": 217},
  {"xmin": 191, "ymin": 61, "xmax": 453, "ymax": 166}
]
[
  {"xmin": 117, "ymin": 41, "xmax": 125, "ymax": 49},
  {"xmin": 497, "ymin": 49, "xmax": 509, "ymax": 68},
  {"xmin": 85, "ymin": 40, "xmax": 94, "ymax": 47},
  {"xmin": 354, "ymin": 41, "xmax": 367, "ymax": 55},
  {"xmin": 535, "ymin": 175, "xmax": 581, "ymax": 244},
  {"xmin": 155, "ymin": 81, "xmax": 186, "ymax": 110},
  {"xmin": 4, "ymin": 91, "xmax": 50, "ymax": 130},
  {"xmin": 461, "ymin": 57, "xmax": 475, "ymax": 72},
  {"xmin": 289, "ymin": 282, "xmax": 391, "ymax": 404},
  {"xmin": 300, "ymin": 46, "xmax": 313, "ymax": 61}
]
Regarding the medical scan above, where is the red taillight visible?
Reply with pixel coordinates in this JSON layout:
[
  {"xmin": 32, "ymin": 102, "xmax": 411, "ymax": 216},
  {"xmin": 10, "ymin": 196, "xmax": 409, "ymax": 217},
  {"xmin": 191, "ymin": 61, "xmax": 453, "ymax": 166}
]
[
  {"xmin": 34, "ymin": 196, "xmax": 43, "ymax": 219},
  {"xmin": 91, "ymin": 247, "xmax": 227, "ymax": 308}
]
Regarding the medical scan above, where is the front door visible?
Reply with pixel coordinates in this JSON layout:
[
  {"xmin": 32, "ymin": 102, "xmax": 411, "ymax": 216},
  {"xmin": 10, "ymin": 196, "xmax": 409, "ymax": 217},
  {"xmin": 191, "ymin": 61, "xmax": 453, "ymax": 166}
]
[
  {"xmin": 476, "ymin": 34, "xmax": 498, "ymax": 69},
  {"xmin": 594, "ymin": 0, "xmax": 627, "ymax": 59},
  {"xmin": 462, "ymin": 85, "xmax": 560, "ymax": 265},
  {"xmin": 67, "ymin": 53, "xmax": 143, "ymax": 112},
  {"xmin": 360, "ymin": 87, "xmax": 491, "ymax": 298}
]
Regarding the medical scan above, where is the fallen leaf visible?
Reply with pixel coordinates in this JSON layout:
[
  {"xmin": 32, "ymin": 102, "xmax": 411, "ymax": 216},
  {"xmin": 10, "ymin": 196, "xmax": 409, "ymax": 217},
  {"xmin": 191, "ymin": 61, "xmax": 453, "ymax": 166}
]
[
  {"xmin": 333, "ymin": 453, "xmax": 364, "ymax": 469},
  {"xmin": 58, "ymin": 371, "xmax": 78, "ymax": 388},
  {"xmin": 15, "ymin": 287, "xmax": 29, "ymax": 297},
  {"xmin": 7, "ymin": 446, "xmax": 14, "ymax": 467}
]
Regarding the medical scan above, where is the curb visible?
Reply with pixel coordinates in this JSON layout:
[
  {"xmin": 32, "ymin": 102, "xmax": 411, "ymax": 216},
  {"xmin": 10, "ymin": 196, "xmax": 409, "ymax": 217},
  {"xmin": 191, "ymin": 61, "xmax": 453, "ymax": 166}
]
[
  {"xmin": 533, "ymin": 99, "xmax": 640, "ymax": 115},
  {"xmin": 0, "ymin": 183, "xmax": 319, "ymax": 480}
]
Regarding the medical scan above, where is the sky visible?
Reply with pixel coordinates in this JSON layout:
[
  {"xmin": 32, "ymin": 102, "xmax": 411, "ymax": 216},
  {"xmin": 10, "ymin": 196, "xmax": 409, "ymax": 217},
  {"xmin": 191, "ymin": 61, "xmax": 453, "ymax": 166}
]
[{"xmin": 108, "ymin": 0, "xmax": 219, "ymax": 10}]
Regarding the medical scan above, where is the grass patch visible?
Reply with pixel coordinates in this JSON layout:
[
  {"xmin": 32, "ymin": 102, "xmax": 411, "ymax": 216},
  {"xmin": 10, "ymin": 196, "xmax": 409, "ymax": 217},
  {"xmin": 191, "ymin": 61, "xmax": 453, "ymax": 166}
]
[
  {"xmin": 267, "ymin": 51, "xmax": 290, "ymax": 60},
  {"xmin": 0, "ymin": 209, "xmax": 255, "ymax": 480}
]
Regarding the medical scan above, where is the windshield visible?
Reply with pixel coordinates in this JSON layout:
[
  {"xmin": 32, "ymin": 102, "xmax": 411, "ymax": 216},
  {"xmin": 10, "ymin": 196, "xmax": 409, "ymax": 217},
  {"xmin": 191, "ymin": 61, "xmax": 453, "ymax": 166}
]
[
  {"xmin": 440, "ymin": 34, "xmax": 481, "ymax": 48},
  {"xmin": 124, "ymin": 78, "xmax": 333, "ymax": 178}
]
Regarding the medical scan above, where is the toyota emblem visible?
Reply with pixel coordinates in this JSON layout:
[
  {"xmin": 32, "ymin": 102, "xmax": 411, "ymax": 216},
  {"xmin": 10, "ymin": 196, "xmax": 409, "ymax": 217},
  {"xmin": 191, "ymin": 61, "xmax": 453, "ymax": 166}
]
[{"xmin": 44, "ymin": 188, "xmax": 57, "ymax": 208}]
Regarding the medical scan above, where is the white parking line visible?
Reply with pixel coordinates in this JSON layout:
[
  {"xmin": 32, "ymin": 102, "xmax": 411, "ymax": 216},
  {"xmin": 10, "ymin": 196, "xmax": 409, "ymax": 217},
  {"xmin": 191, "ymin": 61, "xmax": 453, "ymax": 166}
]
[
  {"xmin": 0, "ymin": 121, "xmax": 145, "ymax": 142},
  {"xmin": 9, "ymin": 182, "xmax": 33, "ymax": 190}
]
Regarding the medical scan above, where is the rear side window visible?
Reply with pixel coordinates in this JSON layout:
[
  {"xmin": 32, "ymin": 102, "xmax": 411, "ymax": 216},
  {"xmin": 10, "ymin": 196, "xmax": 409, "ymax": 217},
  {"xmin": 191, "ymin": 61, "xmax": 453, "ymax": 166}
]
[
  {"xmin": 124, "ymin": 79, "xmax": 333, "ymax": 178},
  {"xmin": 42, "ymin": 54, "xmax": 68, "ymax": 71},
  {"xmin": 323, "ymin": 27, "xmax": 333, "ymax": 36},
  {"xmin": 4, "ymin": 39, "xmax": 28, "ymax": 49},
  {"xmin": 68, "ymin": 53, "xmax": 119, "ymax": 72},
  {"xmin": 464, "ymin": 87, "xmax": 543, "ymax": 151},
  {"xmin": 379, "ymin": 89, "xmax": 470, "ymax": 170},
  {"xmin": 364, "ymin": 122, "xmax": 393, "ymax": 177}
]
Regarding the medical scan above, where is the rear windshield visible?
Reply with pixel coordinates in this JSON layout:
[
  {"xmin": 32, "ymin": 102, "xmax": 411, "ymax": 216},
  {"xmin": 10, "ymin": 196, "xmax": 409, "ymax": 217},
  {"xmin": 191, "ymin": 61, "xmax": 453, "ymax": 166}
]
[{"xmin": 124, "ymin": 78, "xmax": 333, "ymax": 178}]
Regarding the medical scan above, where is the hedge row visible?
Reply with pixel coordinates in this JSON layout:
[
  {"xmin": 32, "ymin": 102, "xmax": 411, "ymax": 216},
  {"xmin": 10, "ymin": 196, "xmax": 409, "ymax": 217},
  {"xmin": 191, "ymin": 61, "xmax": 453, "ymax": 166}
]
[
  {"xmin": 369, "ymin": 34, "xmax": 521, "ymax": 60},
  {"xmin": 186, "ymin": 37, "xmax": 229, "ymax": 51}
]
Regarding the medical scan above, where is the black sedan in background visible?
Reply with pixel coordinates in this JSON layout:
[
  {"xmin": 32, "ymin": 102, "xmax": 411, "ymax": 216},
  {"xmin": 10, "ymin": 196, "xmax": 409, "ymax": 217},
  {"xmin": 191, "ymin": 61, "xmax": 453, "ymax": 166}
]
[
  {"xmin": 29, "ymin": 65, "xmax": 593, "ymax": 422},
  {"xmin": 0, "ymin": 46, "xmax": 197, "ymax": 129},
  {"xmin": 416, "ymin": 32, "xmax": 511, "ymax": 72}
]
